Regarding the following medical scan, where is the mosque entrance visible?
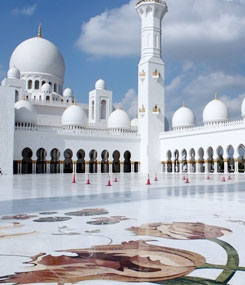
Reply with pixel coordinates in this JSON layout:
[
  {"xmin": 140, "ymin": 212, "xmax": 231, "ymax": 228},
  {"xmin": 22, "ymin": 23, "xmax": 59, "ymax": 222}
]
[
  {"xmin": 217, "ymin": 146, "xmax": 224, "ymax": 173},
  {"xmin": 227, "ymin": 145, "xmax": 235, "ymax": 173},
  {"xmin": 36, "ymin": 148, "xmax": 47, "ymax": 174},
  {"xmin": 89, "ymin": 150, "xmax": 98, "ymax": 173},
  {"xmin": 77, "ymin": 149, "xmax": 85, "ymax": 173},
  {"xmin": 50, "ymin": 149, "xmax": 60, "ymax": 174},
  {"xmin": 181, "ymin": 149, "xmax": 187, "ymax": 172},
  {"xmin": 64, "ymin": 149, "xmax": 73, "ymax": 173},
  {"xmin": 22, "ymin": 148, "xmax": 33, "ymax": 174},
  {"xmin": 101, "ymin": 150, "xmax": 109, "ymax": 173},
  {"xmin": 174, "ymin": 150, "xmax": 180, "ymax": 173},
  {"xmin": 238, "ymin": 144, "xmax": 245, "ymax": 173},
  {"xmin": 124, "ymin": 151, "xmax": 131, "ymax": 173},
  {"xmin": 112, "ymin": 151, "xmax": 120, "ymax": 173}
]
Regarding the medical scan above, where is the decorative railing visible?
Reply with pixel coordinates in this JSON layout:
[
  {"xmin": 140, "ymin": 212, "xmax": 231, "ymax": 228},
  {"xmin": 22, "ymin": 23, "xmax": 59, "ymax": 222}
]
[
  {"xmin": 15, "ymin": 123, "xmax": 139, "ymax": 137},
  {"xmin": 136, "ymin": 0, "xmax": 167, "ymax": 5},
  {"xmin": 161, "ymin": 120, "xmax": 245, "ymax": 137}
]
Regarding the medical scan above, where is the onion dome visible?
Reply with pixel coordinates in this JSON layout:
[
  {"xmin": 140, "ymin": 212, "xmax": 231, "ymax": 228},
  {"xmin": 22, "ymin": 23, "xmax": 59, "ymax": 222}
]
[
  {"xmin": 41, "ymin": 83, "xmax": 52, "ymax": 93},
  {"xmin": 63, "ymin": 88, "xmax": 74, "ymax": 98},
  {"xmin": 131, "ymin": 117, "xmax": 138, "ymax": 128},
  {"xmin": 203, "ymin": 95, "xmax": 229, "ymax": 124},
  {"xmin": 7, "ymin": 66, "xmax": 21, "ymax": 79},
  {"xmin": 62, "ymin": 104, "xmax": 87, "ymax": 127},
  {"xmin": 95, "ymin": 79, "xmax": 106, "ymax": 90},
  {"xmin": 15, "ymin": 100, "xmax": 37, "ymax": 125},
  {"xmin": 241, "ymin": 97, "xmax": 245, "ymax": 119},
  {"xmin": 108, "ymin": 109, "xmax": 130, "ymax": 130},
  {"xmin": 172, "ymin": 105, "xmax": 196, "ymax": 129},
  {"xmin": 9, "ymin": 36, "xmax": 65, "ymax": 80}
]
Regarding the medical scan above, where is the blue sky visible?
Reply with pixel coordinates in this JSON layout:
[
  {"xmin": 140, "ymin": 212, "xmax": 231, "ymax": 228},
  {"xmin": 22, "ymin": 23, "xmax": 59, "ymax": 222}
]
[{"xmin": 1, "ymin": 0, "xmax": 245, "ymax": 123}]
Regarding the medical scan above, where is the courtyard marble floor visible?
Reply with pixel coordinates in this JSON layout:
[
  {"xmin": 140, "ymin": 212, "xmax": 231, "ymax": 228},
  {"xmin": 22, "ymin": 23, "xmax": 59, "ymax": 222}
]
[{"xmin": 0, "ymin": 173, "xmax": 245, "ymax": 284}]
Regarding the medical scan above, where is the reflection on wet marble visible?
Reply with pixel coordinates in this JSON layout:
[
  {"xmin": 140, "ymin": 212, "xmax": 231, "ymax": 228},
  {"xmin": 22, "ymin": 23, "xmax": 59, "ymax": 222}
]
[{"xmin": 0, "ymin": 173, "xmax": 244, "ymax": 284}]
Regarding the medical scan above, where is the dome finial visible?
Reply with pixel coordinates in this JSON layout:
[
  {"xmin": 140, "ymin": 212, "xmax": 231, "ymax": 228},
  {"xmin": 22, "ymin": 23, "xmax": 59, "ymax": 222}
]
[
  {"xmin": 183, "ymin": 101, "xmax": 185, "ymax": 107},
  {"xmin": 214, "ymin": 92, "xmax": 218, "ymax": 100},
  {"xmin": 38, "ymin": 23, "xmax": 42, "ymax": 38}
]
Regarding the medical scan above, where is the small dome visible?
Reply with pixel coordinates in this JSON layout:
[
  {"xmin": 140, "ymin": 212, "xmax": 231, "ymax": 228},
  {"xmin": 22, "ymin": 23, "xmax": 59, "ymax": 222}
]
[
  {"xmin": 241, "ymin": 97, "xmax": 245, "ymax": 119},
  {"xmin": 41, "ymin": 83, "xmax": 52, "ymax": 93},
  {"xmin": 203, "ymin": 98, "xmax": 229, "ymax": 124},
  {"xmin": 95, "ymin": 79, "xmax": 106, "ymax": 90},
  {"xmin": 62, "ymin": 104, "xmax": 87, "ymax": 127},
  {"xmin": 172, "ymin": 106, "xmax": 196, "ymax": 129},
  {"xmin": 7, "ymin": 66, "xmax": 21, "ymax": 79},
  {"xmin": 63, "ymin": 88, "xmax": 74, "ymax": 98},
  {"xmin": 131, "ymin": 117, "xmax": 138, "ymax": 128},
  {"xmin": 15, "ymin": 100, "xmax": 37, "ymax": 125},
  {"xmin": 108, "ymin": 109, "xmax": 130, "ymax": 130}
]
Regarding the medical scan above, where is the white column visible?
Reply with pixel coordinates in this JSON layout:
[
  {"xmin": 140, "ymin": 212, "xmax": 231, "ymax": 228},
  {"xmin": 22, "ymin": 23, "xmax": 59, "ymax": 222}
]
[
  {"xmin": 60, "ymin": 162, "xmax": 64, "ymax": 173},
  {"xmin": 214, "ymin": 158, "xmax": 218, "ymax": 173},
  {"xmin": 224, "ymin": 158, "xmax": 228, "ymax": 174},
  {"xmin": 204, "ymin": 158, "xmax": 209, "ymax": 174},
  {"xmin": 235, "ymin": 159, "xmax": 239, "ymax": 174}
]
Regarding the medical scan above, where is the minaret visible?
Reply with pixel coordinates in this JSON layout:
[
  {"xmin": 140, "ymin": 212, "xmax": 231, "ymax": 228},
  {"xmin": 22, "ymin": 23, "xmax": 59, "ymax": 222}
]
[{"xmin": 136, "ymin": 0, "xmax": 168, "ymax": 174}]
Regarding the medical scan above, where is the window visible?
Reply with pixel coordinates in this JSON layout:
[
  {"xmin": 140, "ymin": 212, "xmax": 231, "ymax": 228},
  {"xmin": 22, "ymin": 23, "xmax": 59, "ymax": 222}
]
[
  {"xmin": 101, "ymin": 100, "xmax": 106, "ymax": 120},
  {"xmin": 15, "ymin": 90, "xmax": 18, "ymax": 102},
  {"xmin": 35, "ymin": 80, "xmax": 39, "ymax": 89},
  {"xmin": 92, "ymin": 101, "xmax": 95, "ymax": 120},
  {"xmin": 54, "ymin": 83, "xmax": 57, "ymax": 92},
  {"xmin": 28, "ymin": 80, "xmax": 32, "ymax": 89}
]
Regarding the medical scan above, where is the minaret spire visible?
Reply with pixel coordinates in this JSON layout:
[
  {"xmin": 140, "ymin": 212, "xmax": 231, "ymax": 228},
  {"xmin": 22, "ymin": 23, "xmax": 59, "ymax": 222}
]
[{"xmin": 38, "ymin": 23, "xmax": 42, "ymax": 38}]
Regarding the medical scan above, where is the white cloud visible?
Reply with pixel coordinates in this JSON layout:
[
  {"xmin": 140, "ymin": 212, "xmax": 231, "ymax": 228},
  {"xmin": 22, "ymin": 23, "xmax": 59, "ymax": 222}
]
[
  {"xmin": 116, "ymin": 88, "xmax": 138, "ymax": 118},
  {"xmin": 76, "ymin": 0, "xmax": 245, "ymax": 63},
  {"xmin": 184, "ymin": 72, "xmax": 245, "ymax": 97},
  {"xmin": 12, "ymin": 4, "xmax": 37, "ymax": 16},
  {"xmin": 76, "ymin": 0, "xmax": 139, "ymax": 57},
  {"xmin": 220, "ymin": 93, "xmax": 245, "ymax": 119}
]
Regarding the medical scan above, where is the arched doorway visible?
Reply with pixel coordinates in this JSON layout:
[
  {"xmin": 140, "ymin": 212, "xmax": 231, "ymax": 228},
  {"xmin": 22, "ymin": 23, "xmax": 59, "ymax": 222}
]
[
  {"xmin": 89, "ymin": 150, "xmax": 98, "ymax": 173},
  {"xmin": 227, "ymin": 145, "xmax": 234, "ymax": 173},
  {"xmin": 124, "ymin": 151, "xmax": 131, "ymax": 173},
  {"xmin": 189, "ymin": 148, "xmax": 196, "ymax": 173},
  {"xmin": 207, "ymin": 147, "xmax": 214, "ymax": 173},
  {"xmin": 112, "ymin": 151, "xmax": 120, "ymax": 173},
  {"xmin": 64, "ymin": 149, "xmax": 73, "ymax": 173},
  {"xmin": 181, "ymin": 149, "xmax": 187, "ymax": 172},
  {"xmin": 50, "ymin": 149, "xmax": 60, "ymax": 174},
  {"xmin": 167, "ymin": 150, "xmax": 172, "ymax": 172},
  {"xmin": 198, "ymin": 148, "xmax": 204, "ymax": 173},
  {"xmin": 22, "ymin": 148, "xmax": 33, "ymax": 174},
  {"xmin": 217, "ymin": 146, "xmax": 224, "ymax": 173},
  {"xmin": 36, "ymin": 148, "xmax": 47, "ymax": 174},
  {"xmin": 77, "ymin": 149, "xmax": 85, "ymax": 173},
  {"xmin": 238, "ymin": 144, "xmax": 245, "ymax": 173},
  {"xmin": 101, "ymin": 150, "xmax": 109, "ymax": 173},
  {"xmin": 174, "ymin": 150, "xmax": 180, "ymax": 173}
]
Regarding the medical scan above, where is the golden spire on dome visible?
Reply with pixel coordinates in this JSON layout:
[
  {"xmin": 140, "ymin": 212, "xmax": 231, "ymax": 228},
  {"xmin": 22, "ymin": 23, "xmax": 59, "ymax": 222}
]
[
  {"xmin": 214, "ymin": 92, "xmax": 218, "ymax": 100},
  {"xmin": 183, "ymin": 101, "xmax": 186, "ymax": 107},
  {"xmin": 38, "ymin": 23, "xmax": 42, "ymax": 38}
]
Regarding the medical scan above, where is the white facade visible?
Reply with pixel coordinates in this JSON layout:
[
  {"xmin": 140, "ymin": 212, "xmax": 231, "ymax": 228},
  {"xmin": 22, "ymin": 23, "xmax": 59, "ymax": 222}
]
[{"xmin": 0, "ymin": 0, "xmax": 245, "ymax": 176}]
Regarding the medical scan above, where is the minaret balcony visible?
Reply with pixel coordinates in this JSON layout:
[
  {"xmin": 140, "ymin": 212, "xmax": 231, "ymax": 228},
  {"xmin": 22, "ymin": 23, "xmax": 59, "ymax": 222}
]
[
  {"xmin": 139, "ymin": 71, "xmax": 146, "ymax": 81},
  {"xmin": 152, "ymin": 70, "xmax": 160, "ymax": 81},
  {"xmin": 152, "ymin": 105, "xmax": 160, "ymax": 115},
  {"xmin": 139, "ymin": 105, "xmax": 146, "ymax": 117}
]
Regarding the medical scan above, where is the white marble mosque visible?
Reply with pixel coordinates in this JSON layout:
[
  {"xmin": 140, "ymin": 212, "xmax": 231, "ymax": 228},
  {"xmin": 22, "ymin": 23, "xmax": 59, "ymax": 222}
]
[{"xmin": 0, "ymin": 0, "xmax": 245, "ymax": 178}]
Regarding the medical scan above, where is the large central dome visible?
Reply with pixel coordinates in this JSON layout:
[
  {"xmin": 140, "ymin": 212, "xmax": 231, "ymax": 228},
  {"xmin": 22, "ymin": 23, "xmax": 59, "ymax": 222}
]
[{"xmin": 9, "ymin": 36, "xmax": 65, "ymax": 80}]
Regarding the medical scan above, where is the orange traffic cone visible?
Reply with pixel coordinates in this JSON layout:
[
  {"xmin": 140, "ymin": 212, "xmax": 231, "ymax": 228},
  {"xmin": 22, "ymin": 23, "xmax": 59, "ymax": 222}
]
[
  {"xmin": 86, "ymin": 175, "xmax": 90, "ymax": 185},
  {"xmin": 107, "ymin": 176, "xmax": 112, "ymax": 187},
  {"xmin": 154, "ymin": 173, "xmax": 158, "ymax": 182},
  {"xmin": 185, "ymin": 177, "xmax": 190, "ymax": 183},
  {"xmin": 222, "ymin": 176, "xmax": 226, "ymax": 182},
  {"xmin": 72, "ymin": 173, "xmax": 76, "ymax": 184},
  {"xmin": 146, "ymin": 174, "xmax": 151, "ymax": 185}
]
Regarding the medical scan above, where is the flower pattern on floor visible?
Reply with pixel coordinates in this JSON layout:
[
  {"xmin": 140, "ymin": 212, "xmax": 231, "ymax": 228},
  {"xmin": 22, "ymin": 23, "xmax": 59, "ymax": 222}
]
[{"xmin": 0, "ymin": 240, "xmax": 206, "ymax": 283}]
